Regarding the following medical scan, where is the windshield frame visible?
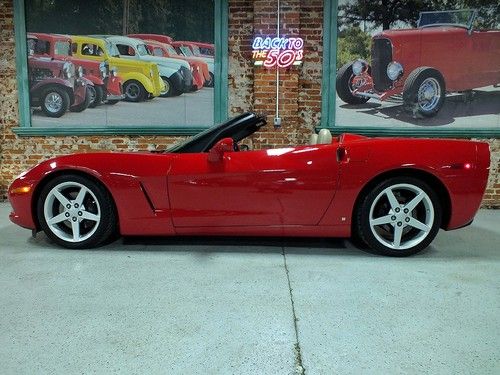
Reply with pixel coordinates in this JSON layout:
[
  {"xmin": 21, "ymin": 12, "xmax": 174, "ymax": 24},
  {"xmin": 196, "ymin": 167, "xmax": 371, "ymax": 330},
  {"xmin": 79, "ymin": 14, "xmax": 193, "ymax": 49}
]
[{"xmin": 417, "ymin": 9, "xmax": 477, "ymax": 30}]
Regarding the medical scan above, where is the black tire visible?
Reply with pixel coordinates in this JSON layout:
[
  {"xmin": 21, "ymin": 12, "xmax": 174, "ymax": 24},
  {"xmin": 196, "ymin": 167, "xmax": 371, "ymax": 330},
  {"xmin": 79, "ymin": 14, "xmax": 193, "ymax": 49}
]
[
  {"xmin": 40, "ymin": 86, "xmax": 70, "ymax": 118},
  {"xmin": 106, "ymin": 99, "xmax": 120, "ymax": 105},
  {"xmin": 205, "ymin": 72, "xmax": 214, "ymax": 87},
  {"xmin": 70, "ymin": 86, "xmax": 92, "ymax": 112},
  {"xmin": 336, "ymin": 61, "xmax": 370, "ymax": 105},
  {"xmin": 160, "ymin": 76, "xmax": 174, "ymax": 97},
  {"xmin": 37, "ymin": 174, "xmax": 117, "ymax": 249},
  {"xmin": 403, "ymin": 67, "xmax": 445, "ymax": 118},
  {"xmin": 354, "ymin": 176, "xmax": 442, "ymax": 257},
  {"xmin": 123, "ymin": 79, "xmax": 146, "ymax": 102},
  {"xmin": 88, "ymin": 85, "xmax": 104, "ymax": 108}
]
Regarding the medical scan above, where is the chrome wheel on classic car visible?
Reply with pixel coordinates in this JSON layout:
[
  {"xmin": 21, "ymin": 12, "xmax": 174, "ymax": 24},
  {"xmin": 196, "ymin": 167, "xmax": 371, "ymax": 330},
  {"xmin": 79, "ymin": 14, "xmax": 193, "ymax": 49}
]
[
  {"xmin": 40, "ymin": 87, "xmax": 70, "ymax": 118},
  {"xmin": 37, "ymin": 174, "xmax": 116, "ymax": 249},
  {"xmin": 355, "ymin": 177, "xmax": 441, "ymax": 256},
  {"xmin": 403, "ymin": 67, "xmax": 445, "ymax": 118}
]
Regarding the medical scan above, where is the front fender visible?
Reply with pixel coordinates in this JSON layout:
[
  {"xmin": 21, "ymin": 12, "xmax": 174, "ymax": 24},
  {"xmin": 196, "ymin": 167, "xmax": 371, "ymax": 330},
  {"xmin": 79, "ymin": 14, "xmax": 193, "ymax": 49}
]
[
  {"xmin": 157, "ymin": 65, "xmax": 177, "ymax": 77},
  {"xmin": 31, "ymin": 78, "xmax": 73, "ymax": 95}
]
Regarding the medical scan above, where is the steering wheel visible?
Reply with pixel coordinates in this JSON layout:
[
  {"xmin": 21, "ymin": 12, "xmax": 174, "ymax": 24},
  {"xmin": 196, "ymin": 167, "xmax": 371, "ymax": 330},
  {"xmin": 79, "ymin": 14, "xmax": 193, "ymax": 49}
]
[{"xmin": 233, "ymin": 141, "xmax": 240, "ymax": 152}]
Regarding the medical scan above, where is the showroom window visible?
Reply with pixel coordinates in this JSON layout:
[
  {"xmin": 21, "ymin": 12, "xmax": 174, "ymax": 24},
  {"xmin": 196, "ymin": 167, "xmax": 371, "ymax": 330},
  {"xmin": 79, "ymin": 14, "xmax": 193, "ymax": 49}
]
[
  {"xmin": 321, "ymin": 0, "xmax": 500, "ymax": 138},
  {"xmin": 13, "ymin": 0, "xmax": 228, "ymax": 136}
]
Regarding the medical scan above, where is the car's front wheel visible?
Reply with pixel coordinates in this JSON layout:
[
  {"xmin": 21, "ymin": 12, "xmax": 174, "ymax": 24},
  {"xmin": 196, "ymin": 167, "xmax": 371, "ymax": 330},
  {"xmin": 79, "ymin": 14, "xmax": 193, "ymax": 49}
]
[
  {"xmin": 160, "ymin": 76, "xmax": 174, "ymax": 97},
  {"xmin": 336, "ymin": 61, "xmax": 370, "ymax": 105},
  {"xmin": 37, "ymin": 174, "xmax": 117, "ymax": 249},
  {"xmin": 403, "ymin": 67, "xmax": 445, "ymax": 117},
  {"xmin": 40, "ymin": 86, "xmax": 70, "ymax": 118},
  {"xmin": 354, "ymin": 177, "xmax": 441, "ymax": 256}
]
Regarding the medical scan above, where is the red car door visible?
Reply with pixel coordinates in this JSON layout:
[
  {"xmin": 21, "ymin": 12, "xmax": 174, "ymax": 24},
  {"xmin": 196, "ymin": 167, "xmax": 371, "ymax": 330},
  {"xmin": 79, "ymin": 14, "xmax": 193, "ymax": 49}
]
[{"xmin": 167, "ymin": 145, "xmax": 339, "ymax": 227}]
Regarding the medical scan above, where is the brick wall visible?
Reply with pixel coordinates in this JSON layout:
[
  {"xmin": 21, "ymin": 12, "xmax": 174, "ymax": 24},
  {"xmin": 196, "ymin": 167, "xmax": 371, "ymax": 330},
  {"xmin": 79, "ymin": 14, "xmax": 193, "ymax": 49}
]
[{"xmin": 0, "ymin": 0, "xmax": 499, "ymax": 207}]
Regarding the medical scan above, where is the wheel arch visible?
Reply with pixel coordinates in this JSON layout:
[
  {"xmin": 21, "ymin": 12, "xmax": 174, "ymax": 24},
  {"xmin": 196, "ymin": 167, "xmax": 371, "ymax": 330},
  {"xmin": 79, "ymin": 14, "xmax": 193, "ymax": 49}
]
[
  {"xmin": 351, "ymin": 167, "xmax": 452, "ymax": 231},
  {"xmin": 30, "ymin": 168, "xmax": 118, "ymax": 231},
  {"xmin": 36, "ymin": 83, "xmax": 75, "ymax": 103}
]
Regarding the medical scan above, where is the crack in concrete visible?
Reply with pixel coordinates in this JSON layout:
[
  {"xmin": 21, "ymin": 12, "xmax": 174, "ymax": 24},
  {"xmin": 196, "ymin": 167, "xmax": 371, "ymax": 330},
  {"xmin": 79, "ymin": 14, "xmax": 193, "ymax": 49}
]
[{"xmin": 282, "ymin": 247, "xmax": 305, "ymax": 375}]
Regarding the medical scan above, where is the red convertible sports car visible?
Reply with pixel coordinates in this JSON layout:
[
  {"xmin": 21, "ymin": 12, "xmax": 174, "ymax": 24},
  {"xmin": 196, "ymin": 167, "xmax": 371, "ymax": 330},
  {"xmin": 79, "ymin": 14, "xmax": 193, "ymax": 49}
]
[{"xmin": 8, "ymin": 113, "xmax": 490, "ymax": 256}]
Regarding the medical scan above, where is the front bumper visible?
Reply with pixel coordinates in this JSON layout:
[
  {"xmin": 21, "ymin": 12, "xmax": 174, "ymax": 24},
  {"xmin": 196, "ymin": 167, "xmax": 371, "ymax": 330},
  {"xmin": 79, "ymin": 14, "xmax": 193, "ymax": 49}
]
[
  {"xmin": 106, "ymin": 75, "xmax": 124, "ymax": 97},
  {"xmin": 351, "ymin": 71, "xmax": 402, "ymax": 102},
  {"xmin": 71, "ymin": 78, "xmax": 89, "ymax": 107}
]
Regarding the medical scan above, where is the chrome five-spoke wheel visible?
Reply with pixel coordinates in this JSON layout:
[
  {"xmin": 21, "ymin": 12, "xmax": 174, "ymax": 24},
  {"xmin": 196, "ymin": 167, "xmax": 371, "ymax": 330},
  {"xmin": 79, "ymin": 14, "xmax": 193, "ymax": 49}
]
[
  {"xmin": 43, "ymin": 181, "xmax": 101, "ymax": 243},
  {"xmin": 37, "ymin": 174, "xmax": 116, "ymax": 249},
  {"xmin": 356, "ymin": 177, "xmax": 442, "ymax": 256}
]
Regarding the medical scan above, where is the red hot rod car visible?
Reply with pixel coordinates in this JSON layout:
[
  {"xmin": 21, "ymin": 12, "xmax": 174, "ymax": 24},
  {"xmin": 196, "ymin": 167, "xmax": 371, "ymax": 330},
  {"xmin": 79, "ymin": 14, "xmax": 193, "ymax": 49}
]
[
  {"xmin": 336, "ymin": 9, "xmax": 500, "ymax": 117},
  {"xmin": 27, "ymin": 52, "xmax": 91, "ymax": 118},
  {"xmin": 28, "ymin": 33, "xmax": 124, "ymax": 107},
  {"xmin": 8, "ymin": 113, "xmax": 490, "ymax": 256}
]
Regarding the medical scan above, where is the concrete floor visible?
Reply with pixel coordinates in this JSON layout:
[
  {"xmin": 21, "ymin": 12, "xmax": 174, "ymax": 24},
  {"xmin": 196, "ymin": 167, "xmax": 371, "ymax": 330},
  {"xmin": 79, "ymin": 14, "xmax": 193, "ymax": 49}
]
[{"xmin": 0, "ymin": 202, "xmax": 499, "ymax": 374}]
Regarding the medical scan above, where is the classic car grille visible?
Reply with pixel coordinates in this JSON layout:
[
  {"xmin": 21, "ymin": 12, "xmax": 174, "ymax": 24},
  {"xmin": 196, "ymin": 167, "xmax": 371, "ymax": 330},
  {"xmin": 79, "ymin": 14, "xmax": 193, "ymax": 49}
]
[{"xmin": 371, "ymin": 38, "xmax": 392, "ymax": 92}]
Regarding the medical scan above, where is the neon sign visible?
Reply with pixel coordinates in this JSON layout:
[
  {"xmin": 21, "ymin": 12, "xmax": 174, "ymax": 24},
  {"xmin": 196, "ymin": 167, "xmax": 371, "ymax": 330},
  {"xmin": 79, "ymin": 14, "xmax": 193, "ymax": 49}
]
[{"xmin": 252, "ymin": 36, "xmax": 304, "ymax": 68}]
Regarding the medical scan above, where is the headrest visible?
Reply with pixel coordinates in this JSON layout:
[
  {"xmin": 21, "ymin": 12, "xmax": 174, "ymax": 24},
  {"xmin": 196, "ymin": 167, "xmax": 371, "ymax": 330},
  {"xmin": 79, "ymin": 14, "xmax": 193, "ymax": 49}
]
[
  {"xmin": 317, "ymin": 129, "xmax": 332, "ymax": 144},
  {"xmin": 309, "ymin": 133, "xmax": 318, "ymax": 145}
]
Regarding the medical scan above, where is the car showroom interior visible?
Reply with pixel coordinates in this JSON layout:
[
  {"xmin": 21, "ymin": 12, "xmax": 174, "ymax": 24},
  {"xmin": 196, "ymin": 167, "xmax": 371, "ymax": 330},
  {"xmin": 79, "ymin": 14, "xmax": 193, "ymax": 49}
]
[{"xmin": 0, "ymin": 0, "xmax": 499, "ymax": 373}]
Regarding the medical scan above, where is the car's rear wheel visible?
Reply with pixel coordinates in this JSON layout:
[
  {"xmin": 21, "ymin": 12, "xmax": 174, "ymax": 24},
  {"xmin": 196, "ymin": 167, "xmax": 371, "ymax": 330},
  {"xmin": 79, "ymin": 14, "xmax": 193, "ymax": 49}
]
[
  {"xmin": 355, "ymin": 177, "xmax": 441, "ymax": 256},
  {"xmin": 403, "ymin": 67, "xmax": 445, "ymax": 117},
  {"xmin": 41, "ymin": 86, "xmax": 70, "ymax": 118},
  {"xmin": 37, "ymin": 174, "xmax": 117, "ymax": 249},
  {"xmin": 123, "ymin": 80, "xmax": 146, "ymax": 102},
  {"xmin": 336, "ymin": 61, "xmax": 370, "ymax": 105}
]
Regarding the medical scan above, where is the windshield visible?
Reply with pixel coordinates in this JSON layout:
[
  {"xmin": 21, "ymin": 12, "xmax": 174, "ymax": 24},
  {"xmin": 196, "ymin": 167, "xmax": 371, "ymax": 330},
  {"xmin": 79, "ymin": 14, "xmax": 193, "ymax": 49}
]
[
  {"xmin": 166, "ymin": 44, "xmax": 178, "ymax": 56},
  {"xmin": 418, "ymin": 9, "xmax": 476, "ymax": 29},
  {"xmin": 191, "ymin": 45, "xmax": 202, "ymax": 55},
  {"xmin": 180, "ymin": 46, "xmax": 193, "ymax": 56},
  {"xmin": 106, "ymin": 40, "xmax": 119, "ymax": 57},
  {"xmin": 137, "ymin": 44, "xmax": 150, "ymax": 56},
  {"xmin": 166, "ymin": 123, "xmax": 222, "ymax": 152},
  {"xmin": 54, "ymin": 41, "xmax": 71, "ymax": 56}
]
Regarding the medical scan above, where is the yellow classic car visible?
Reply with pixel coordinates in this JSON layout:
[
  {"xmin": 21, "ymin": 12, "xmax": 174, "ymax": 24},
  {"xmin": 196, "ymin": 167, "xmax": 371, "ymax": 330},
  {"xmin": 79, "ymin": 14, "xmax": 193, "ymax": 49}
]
[{"xmin": 71, "ymin": 35, "xmax": 166, "ymax": 102}]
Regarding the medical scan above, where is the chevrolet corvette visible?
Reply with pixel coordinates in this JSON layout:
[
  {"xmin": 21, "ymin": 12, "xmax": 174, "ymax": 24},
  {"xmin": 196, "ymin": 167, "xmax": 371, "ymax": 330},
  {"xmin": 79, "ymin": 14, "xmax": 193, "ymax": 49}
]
[{"xmin": 8, "ymin": 113, "xmax": 490, "ymax": 256}]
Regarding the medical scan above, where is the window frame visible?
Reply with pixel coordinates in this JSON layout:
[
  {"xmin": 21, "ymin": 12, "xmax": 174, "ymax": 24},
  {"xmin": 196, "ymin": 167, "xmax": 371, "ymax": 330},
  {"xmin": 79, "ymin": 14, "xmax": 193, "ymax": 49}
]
[
  {"xmin": 13, "ymin": 0, "xmax": 228, "ymax": 136},
  {"xmin": 320, "ymin": 0, "xmax": 500, "ymax": 138}
]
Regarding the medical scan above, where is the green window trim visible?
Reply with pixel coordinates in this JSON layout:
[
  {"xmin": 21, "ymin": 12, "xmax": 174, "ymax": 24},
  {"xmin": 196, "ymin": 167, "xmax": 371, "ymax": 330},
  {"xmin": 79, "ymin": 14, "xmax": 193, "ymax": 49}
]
[
  {"xmin": 12, "ymin": 0, "xmax": 229, "ymax": 137},
  {"xmin": 320, "ymin": 0, "xmax": 500, "ymax": 138}
]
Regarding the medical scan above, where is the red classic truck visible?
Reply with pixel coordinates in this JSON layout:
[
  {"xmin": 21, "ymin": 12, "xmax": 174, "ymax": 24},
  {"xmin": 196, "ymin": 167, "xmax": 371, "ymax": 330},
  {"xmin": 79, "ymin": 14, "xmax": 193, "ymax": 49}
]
[
  {"xmin": 336, "ymin": 9, "xmax": 500, "ymax": 117},
  {"xmin": 28, "ymin": 33, "xmax": 124, "ymax": 107}
]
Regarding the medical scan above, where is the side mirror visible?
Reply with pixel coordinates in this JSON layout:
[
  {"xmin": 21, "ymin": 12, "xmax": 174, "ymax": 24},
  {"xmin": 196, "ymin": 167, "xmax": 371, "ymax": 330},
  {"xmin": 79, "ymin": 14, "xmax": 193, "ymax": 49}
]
[{"xmin": 208, "ymin": 137, "xmax": 234, "ymax": 163}]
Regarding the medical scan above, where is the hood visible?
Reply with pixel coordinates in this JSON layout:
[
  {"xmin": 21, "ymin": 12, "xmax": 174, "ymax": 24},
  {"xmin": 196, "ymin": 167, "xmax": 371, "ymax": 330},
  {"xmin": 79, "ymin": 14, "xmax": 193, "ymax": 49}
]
[{"xmin": 139, "ymin": 55, "xmax": 190, "ymax": 70}]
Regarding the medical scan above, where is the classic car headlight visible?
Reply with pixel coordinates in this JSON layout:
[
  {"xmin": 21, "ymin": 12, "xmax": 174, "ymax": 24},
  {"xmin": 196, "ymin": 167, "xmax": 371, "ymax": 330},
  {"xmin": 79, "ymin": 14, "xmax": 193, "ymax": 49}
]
[
  {"xmin": 111, "ymin": 67, "xmax": 118, "ymax": 77},
  {"xmin": 99, "ymin": 62, "xmax": 108, "ymax": 79},
  {"xmin": 149, "ymin": 69, "xmax": 154, "ymax": 78},
  {"xmin": 387, "ymin": 61, "xmax": 403, "ymax": 81},
  {"xmin": 77, "ymin": 66, "xmax": 83, "ymax": 78},
  {"xmin": 352, "ymin": 59, "xmax": 366, "ymax": 76},
  {"xmin": 63, "ymin": 61, "xmax": 73, "ymax": 79}
]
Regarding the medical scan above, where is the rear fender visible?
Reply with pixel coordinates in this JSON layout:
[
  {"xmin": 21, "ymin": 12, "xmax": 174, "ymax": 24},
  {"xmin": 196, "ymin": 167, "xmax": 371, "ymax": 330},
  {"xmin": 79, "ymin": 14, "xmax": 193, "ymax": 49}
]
[{"xmin": 120, "ymin": 72, "xmax": 155, "ymax": 94}]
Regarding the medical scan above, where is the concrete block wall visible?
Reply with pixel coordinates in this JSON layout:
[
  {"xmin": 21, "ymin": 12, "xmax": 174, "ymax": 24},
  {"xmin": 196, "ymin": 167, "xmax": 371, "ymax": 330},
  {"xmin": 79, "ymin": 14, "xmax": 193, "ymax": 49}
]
[{"xmin": 0, "ymin": 0, "xmax": 499, "ymax": 207}]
